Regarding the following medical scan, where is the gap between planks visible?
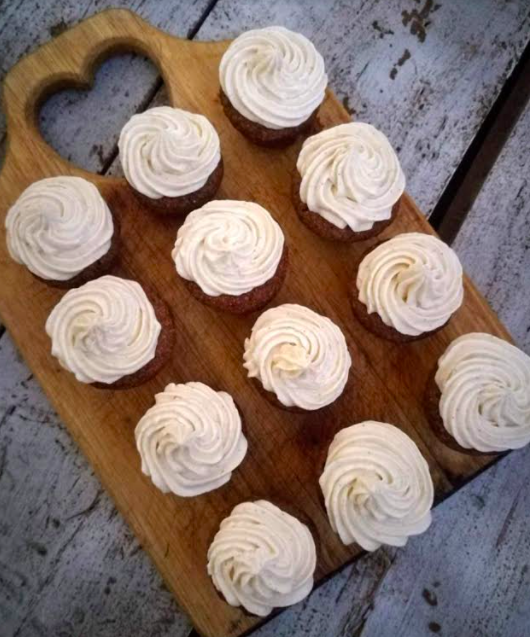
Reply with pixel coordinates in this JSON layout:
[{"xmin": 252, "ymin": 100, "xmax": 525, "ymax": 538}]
[{"xmin": 431, "ymin": 38, "xmax": 530, "ymax": 243}]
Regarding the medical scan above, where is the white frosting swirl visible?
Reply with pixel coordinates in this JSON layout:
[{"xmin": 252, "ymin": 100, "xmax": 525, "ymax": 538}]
[
  {"xmin": 207, "ymin": 500, "xmax": 316, "ymax": 616},
  {"xmin": 357, "ymin": 233, "xmax": 464, "ymax": 336},
  {"xmin": 172, "ymin": 200, "xmax": 285, "ymax": 297},
  {"xmin": 297, "ymin": 123, "xmax": 406, "ymax": 231},
  {"xmin": 5, "ymin": 176, "xmax": 113, "ymax": 281},
  {"xmin": 135, "ymin": 382, "xmax": 247, "ymax": 496},
  {"xmin": 220, "ymin": 26, "xmax": 327, "ymax": 130},
  {"xmin": 45, "ymin": 275, "xmax": 161, "ymax": 384},
  {"xmin": 435, "ymin": 333, "xmax": 530, "ymax": 452},
  {"xmin": 319, "ymin": 421, "xmax": 434, "ymax": 551},
  {"xmin": 118, "ymin": 106, "xmax": 221, "ymax": 199},
  {"xmin": 243, "ymin": 304, "xmax": 351, "ymax": 410}
]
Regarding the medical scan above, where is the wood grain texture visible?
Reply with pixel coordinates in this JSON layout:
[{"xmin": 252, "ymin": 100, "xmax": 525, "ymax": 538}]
[
  {"xmin": 199, "ymin": 0, "xmax": 530, "ymax": 217},
  {"xmin": 0, "ymin": 9, "xmax": 519, "ymax": 637},
  {"xmin": 453, "ymin": 101, "xmax": 530, "ymax": 353},
  {"xmin": 0, "ymin": 0, "xmax": 213, "ymax": 170}
]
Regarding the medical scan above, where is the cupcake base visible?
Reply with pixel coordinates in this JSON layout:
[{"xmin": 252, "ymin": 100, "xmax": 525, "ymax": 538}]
[
  {"xmin": 350, "ymin": 282, "xmax": 449, "ymax": 343},
  {"xmin": 350, "ymin": 239, "xmax": 451, "ymax": 343},
  {"xmin": 35, "ymin": 213, "xmax": 121, "ymax": 289},
  {"xmin": 92, "ymin": 290, "xmax": 175, "ymax": 390},
  {"xmin": 251, "ymin": 377, "xmax": 313, "ymax": 414},
  {"xmin": 181, "ymin": 247, "xmax": 289, "ymax": 315},
  {"xmin": 251, "ymin": 369, "xmax": 352, "ymax": 415},
  {"xmin": 292, "ymin": 170, "xmax": 401, "ymax": 242},
  {"xmin": 220, "ymin": 91, "xmax": 320, "ymax": 148},
  {"xmin": 424, "ymin": 371, "xmax": 490, "ymax": 456},
  {"xmin": 130, "ymin": 158, "xmax": 224, "ymax": 215}
]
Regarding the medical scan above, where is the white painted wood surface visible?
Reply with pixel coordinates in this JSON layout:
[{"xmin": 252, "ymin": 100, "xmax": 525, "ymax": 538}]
[
  {"xmin": 0, "ymin": 337, "xmax": 191, "ymax": 637},
  {"xmin": 454, "ymin": 102, "xmax": 530, "ymax": 352},
  {"xmin": 1, "ymin": 1, "xmax": 530, "ymax": 636}
]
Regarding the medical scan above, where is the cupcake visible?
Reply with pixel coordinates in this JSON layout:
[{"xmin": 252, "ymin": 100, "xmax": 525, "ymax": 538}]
[
  {"xmin": 427, "ymin": 333, "xmax": 530, "ymax": 454},
  {"xmin": 319, "ymin": 421, "xmax": 434, "ymax": 551},
  {"xmin": 243, "ymin": 304, "xmax": 352, "ymax": 411},
  {"xmin": 135, "ymin": 382, "xmax": 247, "ymax": 496},
  {"xmin": 5, "ymin": 176, "xmax": 119, "ymax": 288},
  {"xmin": 172, "ymin": 200, "xmax": 287, "ymax": 314},
  {"xmin": 45, "ymin": 275, "xmax": 174, "ymax": 389},
  {"xmin": 293, "ymin": 123, "xmax": 405, "ymax": 241},
  {"xmin": 353, "ymin": 232, "xmax": 464, "ymax": 342},
  {"xmin": 207, "ymin": 500, "xmax": 316, "ymax": 616},
  {"xmin": 219, "ymin": 27, "xmax": 327, "ymax": 147},
  {"xmin": 118, "ymin": 106, "xmax": 223, "ymax": 214}
]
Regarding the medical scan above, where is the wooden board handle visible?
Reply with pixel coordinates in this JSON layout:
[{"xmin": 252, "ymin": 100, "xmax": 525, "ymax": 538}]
[{"xmin": 1, "ymin": 9, "xmax": 179, "ymax": 178}]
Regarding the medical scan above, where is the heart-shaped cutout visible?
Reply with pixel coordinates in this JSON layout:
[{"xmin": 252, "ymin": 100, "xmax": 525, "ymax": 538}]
[{"xmin": 39, "ymin": 51, "xmax": 160, "ymax": 174}]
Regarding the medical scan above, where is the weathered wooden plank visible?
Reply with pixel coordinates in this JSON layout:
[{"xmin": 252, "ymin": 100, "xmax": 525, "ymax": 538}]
[
  {"xmin": 0, "ymin": 334, "xmax": 192, "ymax": 637},
  {"xmin": 0, "ymin": 0, "xmax": 213, "ymax": 171},
  {"xmin": 358, "ymin": 448, "xmax": 530, "ymax": 637},
  {"xmin": 197, "ymin": 0, "xmax": 530, "ymax": 216},
  {"xmin": 453, "ymin": 101, "xmax": 530, "ymax": 352}
]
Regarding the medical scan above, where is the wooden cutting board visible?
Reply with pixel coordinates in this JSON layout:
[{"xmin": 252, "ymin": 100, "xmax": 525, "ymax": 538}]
[{"xmin": 0, "ymin": 9, "xmax": 513, "ymax": 637}]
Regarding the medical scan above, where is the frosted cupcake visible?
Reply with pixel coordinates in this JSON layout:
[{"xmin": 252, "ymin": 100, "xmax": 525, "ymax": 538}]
[
  {"xmin": 45, "ymin": 275, "xmax": 174, "ymax": 389},
  {"xmin": 135, "ymin": 382, "xmax": 247, "ymax": 496},
  {"xmin": 293, "ymin": 123, "xmax": 405, "ymax": 241},
  {"xmin": 219, "ymin": 27, "xmax": 327, "ymax": 146},
  {"xmin": 319, "ymin": 421, "xmax": 434, "ymax": 551},
  {"xmin": 352, "ymin": 232, "xmax": 464, "ymax": 342},
  {"xmin": 172, "ymin": 200, "xmax": 287, "ymax": 314},
  {"xmin": 5, "ymin": 176, "xmax": 119, "ymax": 288},
  {"xmin": 243, "ymin": 304, "xmax": 351, "ymax": 411},
  {"xmin": 207, "ymin": 500, "xmax": 316, "ymax": 616},
  {"xmin": 426, "ymin": 333, "xmax": 530, "ymax": 454},
  {"xmin": 118, "ymin": 106, "xmax": 223, "ymax": 214}
]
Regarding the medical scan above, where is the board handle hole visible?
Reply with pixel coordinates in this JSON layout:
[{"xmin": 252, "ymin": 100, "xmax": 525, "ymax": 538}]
[{"xmin": 37, "ymin": 49, "xmax": 166, "ymax": 174}]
